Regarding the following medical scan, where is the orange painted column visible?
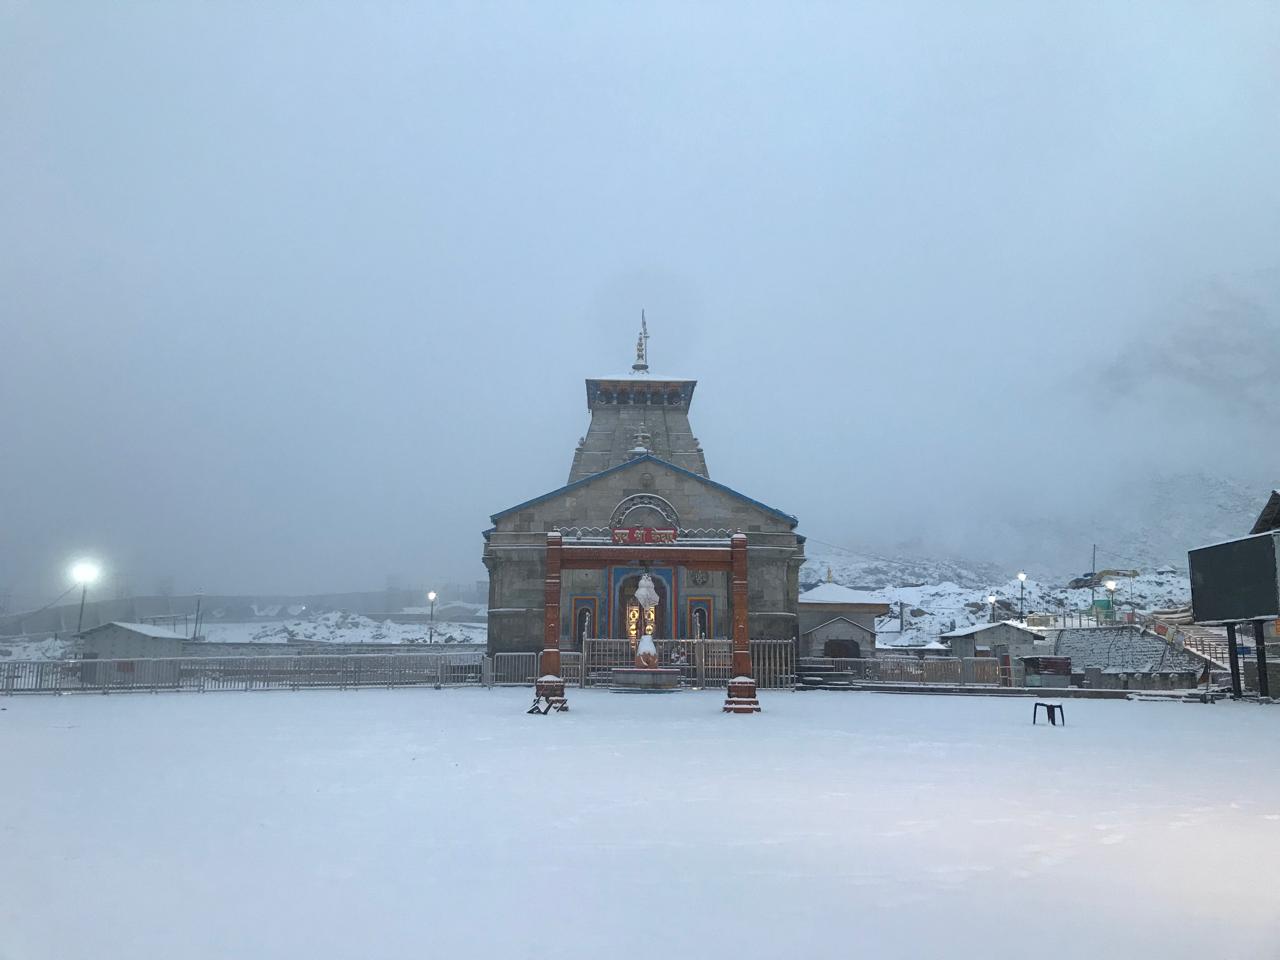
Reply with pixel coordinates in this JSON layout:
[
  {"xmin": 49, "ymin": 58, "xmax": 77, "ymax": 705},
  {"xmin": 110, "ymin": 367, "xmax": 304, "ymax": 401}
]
[
  {"xmin": 535, "ymin": 532, "xmax": 567, "ymax": 707},
  {"xmin": 725, "ymin": 532, "xmax": 760, "ymax": 713}
]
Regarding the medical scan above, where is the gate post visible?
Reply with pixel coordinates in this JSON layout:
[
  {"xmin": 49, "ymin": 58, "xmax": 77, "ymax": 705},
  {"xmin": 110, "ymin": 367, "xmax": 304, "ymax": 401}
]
[
  {"xmin": 1225, "ymin": 623, "xmax": 1242, "ymax": 699},
  {"xmin": 724, "ymin": 533, "xmax": 760, "ymax": 713},
  {"xmin": 535, "ymin": 532, "xmax": 568, "ymax": 709},
  {"xmin": 1254, "ymin": 620, "xmax": 1271, "ymax": 699}
]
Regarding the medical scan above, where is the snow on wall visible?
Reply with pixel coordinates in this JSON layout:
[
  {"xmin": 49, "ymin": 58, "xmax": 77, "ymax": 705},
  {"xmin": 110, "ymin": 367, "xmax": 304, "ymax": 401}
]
[{"xmin": 1050, "ymin": 626, "xmax": 1202, "ymax": 674}]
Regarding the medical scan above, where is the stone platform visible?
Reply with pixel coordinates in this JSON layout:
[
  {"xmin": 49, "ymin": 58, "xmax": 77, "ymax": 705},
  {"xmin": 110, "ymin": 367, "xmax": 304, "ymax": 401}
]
[{"xmin": 610, "ymin": 667, "xmax": 681, "ymax": 692}]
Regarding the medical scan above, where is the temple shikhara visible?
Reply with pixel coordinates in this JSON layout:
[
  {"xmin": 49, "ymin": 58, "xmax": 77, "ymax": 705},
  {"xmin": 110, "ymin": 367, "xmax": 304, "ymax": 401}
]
[{"xmin": 482, "ymin": 317, "xmax": 805, "ymax": 711}]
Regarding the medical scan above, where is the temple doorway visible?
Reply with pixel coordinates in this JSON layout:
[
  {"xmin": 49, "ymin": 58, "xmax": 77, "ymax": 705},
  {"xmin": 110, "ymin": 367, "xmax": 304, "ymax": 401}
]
[{"xmin": 617, "ymin": 573, "xmax": 669, "ymax": 642}]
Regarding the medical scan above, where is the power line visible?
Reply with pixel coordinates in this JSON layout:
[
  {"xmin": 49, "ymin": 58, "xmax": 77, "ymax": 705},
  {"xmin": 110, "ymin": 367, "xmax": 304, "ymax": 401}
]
[{"xmin": 9, "ymin": 583, "xmax": 78, "ymax": 621}]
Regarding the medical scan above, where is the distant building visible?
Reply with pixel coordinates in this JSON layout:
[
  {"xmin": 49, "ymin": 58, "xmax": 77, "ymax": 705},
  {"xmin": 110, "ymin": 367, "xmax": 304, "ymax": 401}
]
[
  {"xmin": 78, "ymin": 622, "xmax": 187, "ymax": 660},
  {"xmin": 1249, "ymin": 489, "xmax": 1280, "ymax": 534},
  {"xmin": 940, "ymin": 620, "xmax": 1047, "ymax": 660},
  {"xmin": 797, "ymin": 582, "xmax": 891, "ymax": 658}
]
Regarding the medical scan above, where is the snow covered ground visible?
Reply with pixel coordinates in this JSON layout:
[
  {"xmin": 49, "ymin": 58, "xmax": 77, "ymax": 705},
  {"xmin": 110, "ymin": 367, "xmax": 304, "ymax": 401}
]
[
  {"xmin": 2, "ymin": 689, "xmax": 1277, "ymax": 960},
  {"xmin": 0, "ymin": 613, "xmax": 488, "ymax": 661},
  {"xmin": 0, "ymin": 634, "xmax": 73, "ymax": 661},
  {"xmin": 199, "ymin": 611, "xmax": 487, "ymax": 646}
]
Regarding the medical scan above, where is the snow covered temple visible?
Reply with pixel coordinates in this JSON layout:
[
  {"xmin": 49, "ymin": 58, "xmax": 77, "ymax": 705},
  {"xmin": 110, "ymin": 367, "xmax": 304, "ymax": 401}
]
[{"xmin": 481, "ymin": 319, "xmax": 806, "ymax": 710}]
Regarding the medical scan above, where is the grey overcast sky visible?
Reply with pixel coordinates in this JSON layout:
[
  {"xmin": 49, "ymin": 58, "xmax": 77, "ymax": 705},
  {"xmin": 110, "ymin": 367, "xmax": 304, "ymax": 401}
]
[{"xmin": 3, "ymin": 2, "xmax": 1278, "ymax": 604}]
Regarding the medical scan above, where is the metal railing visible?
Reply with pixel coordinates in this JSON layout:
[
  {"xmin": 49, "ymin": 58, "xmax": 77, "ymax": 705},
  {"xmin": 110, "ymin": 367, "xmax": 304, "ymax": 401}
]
[
  {"xmin": 1, "ymin": 653, "xmax": 488, "ymax": 695},
  {"xmin": 490, "ymin": 652, "xmax": 538, "ymax": 686},
  {"xmin": 1134, "ymin": 612, "xmax": 1231, "ymax": 668},
  {"xmin": 2, "ymin": 643, "xmax": 793, "ymax": 696},
  {"xmin": 580, "ymin": 638, "xmax": 794, "ymax": 689},
  {"xmin": 489, "ymin": 651, "xmax": 584, "ymax": 686},
  {"xmin": 801, "ymin": 656, "xmax": 1015, "ymax": 687}
]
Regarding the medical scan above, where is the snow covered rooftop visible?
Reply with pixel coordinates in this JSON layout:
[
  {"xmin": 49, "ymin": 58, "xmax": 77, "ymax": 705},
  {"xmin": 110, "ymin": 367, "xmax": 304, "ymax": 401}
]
[
  {"xmin": 939, "ymin": 620, "xmax": 1042, "ymax": 639},
  {"xmin": 801, "ymin": 616, "xmax": 875, "ymax": 637},
  {"xmin": 1249, "ymin": 489, "xmax": 1280, "ymax": 534},
  {"xmin": 1052, "ymin": 625, "xmax": 1203, "ymax": 674},
  {"xmin": 86, "ymin": 622, "xmax": 188, "ymax": 640},
  {"xmin": 798, "ymin": 582, "xmax": 890, "ymax": 606}
]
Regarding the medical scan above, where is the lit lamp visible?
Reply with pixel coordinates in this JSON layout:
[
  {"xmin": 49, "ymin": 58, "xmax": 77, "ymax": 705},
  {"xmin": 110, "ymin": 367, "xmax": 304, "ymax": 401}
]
[
  {"xmin": 986, "ymin": 594, "xmax": 997, "ymax": 623},
  {"xmin": 427, "ymin": 590, "xmax": 437, "ymax": 643},
  {"xmin": 1017, "ymin": 571, "xmax": 1027, "ymax": 620},
  {"xmin": 1105, "ymin": 580, "xmax": 1117, "ymax": 620},
  {"xmin": 70, "ymin": 560, "xmax": 101, "ymax": 635}
]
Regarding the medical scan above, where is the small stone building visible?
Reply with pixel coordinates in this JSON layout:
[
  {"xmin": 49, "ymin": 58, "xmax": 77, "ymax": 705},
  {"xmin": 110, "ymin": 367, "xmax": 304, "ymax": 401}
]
[
  {"xmin": 940, "ymin": 621, "xmax": 1048, "ymax": 660},
  {"xmin": 797, "ymin": 582, "xmax": 891, "ymax": 658},
  {"xmin": 78, "ymin": 622, "xmax": 187, "ymax": 659}
]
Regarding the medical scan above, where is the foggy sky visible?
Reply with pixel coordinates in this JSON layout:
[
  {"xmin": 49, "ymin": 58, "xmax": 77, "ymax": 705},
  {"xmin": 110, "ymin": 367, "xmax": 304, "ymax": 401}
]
[{"xmin": 3, "ymin": 2, "xmax": 1279, "ymax": 606}]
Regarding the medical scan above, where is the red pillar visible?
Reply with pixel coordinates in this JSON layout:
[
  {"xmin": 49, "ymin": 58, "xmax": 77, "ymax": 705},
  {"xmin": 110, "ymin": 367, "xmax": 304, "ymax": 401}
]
[
  {"xmin": 535, "ymin": 532, "xmax": 567, "ymax": 708},
  {"xmin": 724, "ymin": 532, "xmax": 760, "ymax": 713}
]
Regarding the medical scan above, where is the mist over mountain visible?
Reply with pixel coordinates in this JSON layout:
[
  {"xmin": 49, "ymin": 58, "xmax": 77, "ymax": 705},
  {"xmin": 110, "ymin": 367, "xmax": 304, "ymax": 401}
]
[
  {"xmin": 839, "ymin": 470, "xmax": 1264, "ymax": 588},
  {"xmin": 3, "ymin": 3, "xmax": 1278, "ymax": 611}
]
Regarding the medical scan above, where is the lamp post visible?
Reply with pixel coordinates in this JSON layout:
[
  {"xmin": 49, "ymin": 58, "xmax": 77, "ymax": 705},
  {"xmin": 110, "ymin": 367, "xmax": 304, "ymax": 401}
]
[
  {"xmin": 1017, "ymin": 571, "xmax": 1027, "ymax": 621},
  {"xmin": 986, "ymin": 594, "xmax": 997, "ymax": 624},
  {"xmin": 1105, "ymin": 580, "xmax": 1117, "ymax": 622},
  {"xmin": 427, "ymin": 590, "xmax": 437, "ymax": 643},
  {"xmin": 70, "ymin": 560, "xmax": 101, "ymax": 635}
]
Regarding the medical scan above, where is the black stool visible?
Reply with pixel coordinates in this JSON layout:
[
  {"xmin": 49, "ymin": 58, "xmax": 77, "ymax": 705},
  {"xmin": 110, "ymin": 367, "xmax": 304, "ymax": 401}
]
[{"xmin": 1033, "ymin": 701, "xmax": 1065, "ymax": 726}]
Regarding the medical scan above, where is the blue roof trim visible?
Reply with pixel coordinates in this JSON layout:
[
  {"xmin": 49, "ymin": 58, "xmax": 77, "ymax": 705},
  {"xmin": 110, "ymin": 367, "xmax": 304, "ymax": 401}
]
[{"xmin": 488, "ymin": 454, "xmax": 798, "ymax": 527}]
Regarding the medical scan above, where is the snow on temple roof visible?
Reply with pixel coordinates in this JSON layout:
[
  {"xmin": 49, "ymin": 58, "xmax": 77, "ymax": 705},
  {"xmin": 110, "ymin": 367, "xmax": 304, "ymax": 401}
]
[
  {"xmin": 798, "ymin": 582, "xmax": 889, "ymax": 605},
  {"xmin": 489, "ymin": 453, "xmax": 798, "ymax": 527}
]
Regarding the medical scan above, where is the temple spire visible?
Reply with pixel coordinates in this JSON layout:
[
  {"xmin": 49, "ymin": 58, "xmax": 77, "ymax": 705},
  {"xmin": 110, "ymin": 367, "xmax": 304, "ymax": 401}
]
[{"xmin": 632, "ymin": 311, "xmax": 650, "ymax": 374}]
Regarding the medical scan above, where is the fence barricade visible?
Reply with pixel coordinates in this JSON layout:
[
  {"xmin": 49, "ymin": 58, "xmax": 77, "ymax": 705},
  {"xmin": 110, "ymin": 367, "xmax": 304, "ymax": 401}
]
[
  {"xmin": 810, "ymin": 656, "xmax": 1005, "ymax": 687},
  {"xmin": 0, "ymin": 652, "xmax": 489, "ymax": 696},
  {"xmin": 1, "ymin": 641, "xmax": 801, "ymax": 696},
  {"xmin": 490, "ymin": 652, "xmax": 538, "ymax": 686},
  {"xmin": 579, "ymin": 638, "xmax": 794, "ymax": 690}
]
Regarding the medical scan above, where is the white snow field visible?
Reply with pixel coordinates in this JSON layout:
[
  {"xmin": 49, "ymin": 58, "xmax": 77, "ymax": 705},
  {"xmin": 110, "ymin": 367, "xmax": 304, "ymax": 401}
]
[{"xmin": 2, "ymin": 690, "xmax": 1278, "ymax": 960}]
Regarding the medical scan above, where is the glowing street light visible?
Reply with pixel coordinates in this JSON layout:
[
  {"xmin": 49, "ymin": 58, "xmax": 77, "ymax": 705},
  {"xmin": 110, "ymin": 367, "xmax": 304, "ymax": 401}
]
[
  {"xmin": 427, "ymin": 590, "xmax": 438, "ymax": 643},
  {"xmin": 986, "ymin": 594, "xmax": 997, "ymax": 623},
  {"xmin": 1105, "ymin": 579, "xmax": 1118, "ymax": 620},
  {"xmin": 1017, "ymin": 571, "xmax": 1027, "ymax": 620},
  {"xmin": 69, "ymin": 560, "xmax": 101, "ymax": 635}
]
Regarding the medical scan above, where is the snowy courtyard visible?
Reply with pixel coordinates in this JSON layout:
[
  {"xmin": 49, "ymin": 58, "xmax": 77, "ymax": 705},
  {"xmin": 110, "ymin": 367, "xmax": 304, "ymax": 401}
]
[{"xmin": 3, "ymin": 688, "xmax": 1278, "ymax": 960}]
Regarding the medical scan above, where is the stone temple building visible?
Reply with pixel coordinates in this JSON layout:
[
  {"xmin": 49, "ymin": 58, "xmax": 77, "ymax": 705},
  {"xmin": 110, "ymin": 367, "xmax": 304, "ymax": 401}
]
[{"xmin": 483, "ymin": 321, "xmax": 805, "ymax": 655}]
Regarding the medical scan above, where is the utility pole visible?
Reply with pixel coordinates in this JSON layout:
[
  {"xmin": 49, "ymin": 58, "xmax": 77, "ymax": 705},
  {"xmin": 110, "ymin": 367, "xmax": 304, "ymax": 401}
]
[
  {"xmin": 1090, "ymin": 544, "xmax": 1097, "ymax": 613},
  {"xmin": 76, "ymin": 583, "xmax": 89, "ymax": 635}
]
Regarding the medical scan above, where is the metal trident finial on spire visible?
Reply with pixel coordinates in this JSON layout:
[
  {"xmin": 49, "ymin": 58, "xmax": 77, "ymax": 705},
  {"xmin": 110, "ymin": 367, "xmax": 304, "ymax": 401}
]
[{"xmin": 632, "ymin": 310, "xmax": 650, "ymax": 373}]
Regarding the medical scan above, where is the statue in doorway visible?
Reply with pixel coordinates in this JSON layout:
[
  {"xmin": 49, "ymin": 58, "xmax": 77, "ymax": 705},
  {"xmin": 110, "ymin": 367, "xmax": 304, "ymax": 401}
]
[{"xmin": 633, "ymin": 574, "xmax": 660, "ymax": 668}]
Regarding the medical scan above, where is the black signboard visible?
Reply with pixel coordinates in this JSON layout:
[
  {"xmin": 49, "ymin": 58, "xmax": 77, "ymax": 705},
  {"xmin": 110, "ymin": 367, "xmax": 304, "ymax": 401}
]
[{"xmin": 1189, "ymin": 531, "xmax": 1280, "ymax": 625}]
